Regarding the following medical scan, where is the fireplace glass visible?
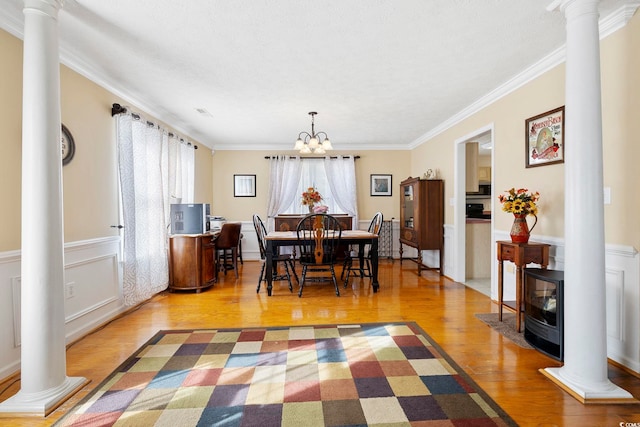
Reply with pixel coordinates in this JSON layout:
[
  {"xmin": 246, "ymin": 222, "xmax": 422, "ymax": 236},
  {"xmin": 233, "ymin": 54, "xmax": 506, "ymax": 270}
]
[{"xmin": 524, "ymin": 268, "xmax": 564, "ymax": 361}]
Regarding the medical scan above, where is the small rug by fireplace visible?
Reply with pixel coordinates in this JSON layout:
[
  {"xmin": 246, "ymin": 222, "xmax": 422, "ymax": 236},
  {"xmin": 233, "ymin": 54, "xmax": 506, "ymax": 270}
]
[
  {"xmin": 475, "ymin": 313, "xmax": 533, "ymax": 349},
  {"xmin": 55, "ymin": 323, "xmax": 517, "ymax": 426}
]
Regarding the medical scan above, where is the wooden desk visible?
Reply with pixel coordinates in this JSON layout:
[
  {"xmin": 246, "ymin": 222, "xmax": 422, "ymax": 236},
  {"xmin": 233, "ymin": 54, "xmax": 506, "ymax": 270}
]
[
  {"xmin": 265, "ymin": 230, "xmax": 379, "ymax": 296},
  {"xmin": 497, "ymin": 240, "xmax": 549, "ymax": 332}
]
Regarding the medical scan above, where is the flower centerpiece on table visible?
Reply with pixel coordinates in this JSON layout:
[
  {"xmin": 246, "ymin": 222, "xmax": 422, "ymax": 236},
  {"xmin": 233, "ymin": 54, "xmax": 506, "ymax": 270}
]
[
  {"xmin": 498, "ymin": 187, "xmax": 540, "ymax": 243},
  {"xmin": 301, "ymin": 187, "xmax": 323, "ymax": 212}
]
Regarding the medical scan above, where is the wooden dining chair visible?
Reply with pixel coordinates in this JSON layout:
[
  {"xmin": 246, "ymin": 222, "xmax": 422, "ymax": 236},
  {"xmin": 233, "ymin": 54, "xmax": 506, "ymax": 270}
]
[
  {"xmin": 296, "ymin": 214, "xmax": 342, "ymax": 297},
  {"xmin": 214, "ymin": 222, "xmax": 242, "ymax": 278},
  {"xmin": 342, "ymin": 211, "xmax": 383, "ymax": 287},
  {"xmin": 253, "ymin": 214, "xmax": 298, "ymax": 293}
]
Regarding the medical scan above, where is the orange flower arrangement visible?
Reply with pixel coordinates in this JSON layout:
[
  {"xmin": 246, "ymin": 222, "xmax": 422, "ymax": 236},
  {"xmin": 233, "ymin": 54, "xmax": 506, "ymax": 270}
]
[
  {"xmin": 498, "ymin": 188, "xmax": 539, "ymax": 216},
  {"xmin": 301, "ymin": 187, "xmax": 322, "ymax": 206}
]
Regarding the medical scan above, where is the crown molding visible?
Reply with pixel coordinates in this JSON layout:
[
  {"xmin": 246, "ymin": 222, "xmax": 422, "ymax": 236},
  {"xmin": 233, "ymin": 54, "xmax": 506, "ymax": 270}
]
[
  {"xmin": 212, "ymin": 142, "xmax": 412, "ymax": 151},
  {"xmin": 408, "ymin": 2, "xmax": 639, "ymax": 150},
  {"xmin": 2, "ymin": 2, "xmax": 638, "ymax": 152}
]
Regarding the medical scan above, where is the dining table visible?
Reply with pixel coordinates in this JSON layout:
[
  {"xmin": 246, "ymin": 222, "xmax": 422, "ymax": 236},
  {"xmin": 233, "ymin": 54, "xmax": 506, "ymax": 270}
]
[{"xmin": 264, "ymin": 230, "xmax": 380, "ymax": 296}]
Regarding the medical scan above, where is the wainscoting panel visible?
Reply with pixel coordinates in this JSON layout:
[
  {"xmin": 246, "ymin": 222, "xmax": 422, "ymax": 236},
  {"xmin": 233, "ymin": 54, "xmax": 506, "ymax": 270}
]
[
  {"xmin": 10, "ymin": 277, "xmax": 20, "ymax": 348},
  {"xmin": 604, "ymin": 246, "xmax": 640, "ymax": 373},
  {"xmin": 605, "ymin": 268, "xmax": 624, "ymax": 342},
  {"xmin": 0, "ymin": 236, "xmax": 126, "ymax": 380},
  {"xmin": 488, "ymin": 230, "xmax": 639, "ymax": 374},
  {"xmin": 238, "ymin": 221, "xmax": 259, "ymax": 261},
  {"xmin": 0, "ymin": 251, "xmax": 24, "ymax": 379}
]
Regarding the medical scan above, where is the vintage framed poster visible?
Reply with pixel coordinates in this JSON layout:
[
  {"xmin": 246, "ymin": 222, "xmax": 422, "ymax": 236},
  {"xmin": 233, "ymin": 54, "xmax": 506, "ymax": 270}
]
[
  {"xmin": 370, "ymin": 174, "xmax": 392, "ymax": 196},
  {"xmin": 525, "ymin": 106, "xmax": 564, "ymax": 168}
]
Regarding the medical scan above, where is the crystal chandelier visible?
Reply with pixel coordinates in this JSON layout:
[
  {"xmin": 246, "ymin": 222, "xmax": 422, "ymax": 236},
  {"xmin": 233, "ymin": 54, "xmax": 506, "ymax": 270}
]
[{"xmin": 293, "ymin": 112, "xmax": 333, "ymax": 154}]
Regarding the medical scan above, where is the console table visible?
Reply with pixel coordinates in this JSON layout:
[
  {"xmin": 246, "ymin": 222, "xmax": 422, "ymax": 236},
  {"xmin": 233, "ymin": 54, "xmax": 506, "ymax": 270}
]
[{"xmin": 497, "ymin": 240, "xmax": 550, "ymax": 332}]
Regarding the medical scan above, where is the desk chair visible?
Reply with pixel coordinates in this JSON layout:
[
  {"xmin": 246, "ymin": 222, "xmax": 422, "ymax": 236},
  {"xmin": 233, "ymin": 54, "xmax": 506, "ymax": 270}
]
[
  {"xmin": 215, "ymin": 222, "xmax": 242, "ymax": 278},
  {"xmin": 296, "ymin": 214, "xmax": 342, "ymax": 297},
  {"xmin": 253, "ymin": 214, "xmax": 298, "ymax": 293},
  {"xmin": 342, "ymin": 211, "xmax": 383, "ymax": 287}
]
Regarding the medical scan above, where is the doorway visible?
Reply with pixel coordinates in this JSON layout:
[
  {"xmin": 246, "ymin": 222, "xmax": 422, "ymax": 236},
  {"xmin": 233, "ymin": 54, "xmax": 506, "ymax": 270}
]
[{"xmin": 453, "ymin": 124, "xmax": 494, "ymax": 298}]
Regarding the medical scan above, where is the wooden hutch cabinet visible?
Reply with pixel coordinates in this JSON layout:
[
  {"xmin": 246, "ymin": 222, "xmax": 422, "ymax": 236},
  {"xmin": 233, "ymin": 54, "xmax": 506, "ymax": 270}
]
[
  {"xmin": 399, "ymin": 177, "xmax": 444, "ymax": 275},
  {"xmin": 168, "ymin": 233, "xmax": 217, "ymax": 292}
]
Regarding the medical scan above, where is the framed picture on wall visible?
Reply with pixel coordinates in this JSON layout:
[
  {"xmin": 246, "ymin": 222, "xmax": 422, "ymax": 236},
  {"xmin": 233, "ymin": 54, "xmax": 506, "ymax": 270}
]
[
  {"xmin": 234, "ymin": 174, "xmax": 256, "ymax": 197},
  {"xmin": 525, "ymin": 106, "xmax": 565, "ymax": 168},
  {"xmin": 370, "ymin": 174, "xmax": 392, "ymax": 196}
]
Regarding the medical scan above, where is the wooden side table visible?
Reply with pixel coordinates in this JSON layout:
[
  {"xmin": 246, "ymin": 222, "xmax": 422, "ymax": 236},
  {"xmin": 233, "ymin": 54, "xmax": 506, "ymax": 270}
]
[{"xmin": 497, "ymin": 240, "xmax": 550, "ymax": 332}]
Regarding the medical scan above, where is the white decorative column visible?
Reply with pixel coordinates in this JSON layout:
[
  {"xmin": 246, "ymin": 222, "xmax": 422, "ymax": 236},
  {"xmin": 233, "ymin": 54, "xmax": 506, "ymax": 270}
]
[
  {"xmin": 0, "ymin": 0, "xmax": 87, "ymax": 416},
  {"xmin": 543, "ymin": 0, "xmax": 634, "ymax": 403}
]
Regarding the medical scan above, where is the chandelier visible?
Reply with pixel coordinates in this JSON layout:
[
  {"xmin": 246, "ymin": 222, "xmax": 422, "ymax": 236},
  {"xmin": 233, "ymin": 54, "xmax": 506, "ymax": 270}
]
[{"xmin": 293, "ymin": 112, "xmax": 333, "ymax": 154}]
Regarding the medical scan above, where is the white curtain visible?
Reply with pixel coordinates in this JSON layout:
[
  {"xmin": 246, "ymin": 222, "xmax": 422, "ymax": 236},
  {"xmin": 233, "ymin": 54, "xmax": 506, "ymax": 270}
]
[
  {"xmin": 116, "ymin": 113, "xmax": 195, "ymax": 306},
  {"xmin": 167, "ymin": 134, "xmax": 195, "ymax": 204},
  {"xmin": 324, "ymin": 155, "xmax": 358, "ymax": 227},
  {"xmin": 267, "ymin": 155, "xmax": 302, "ymax": 231}
]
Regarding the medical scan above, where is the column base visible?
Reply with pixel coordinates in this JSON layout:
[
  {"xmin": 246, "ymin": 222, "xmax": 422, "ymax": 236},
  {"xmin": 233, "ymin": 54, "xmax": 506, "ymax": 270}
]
[
  {"xmin": 541, "ymin": 368, "xmax": 637, "ymax": 404},
  {"xmin": 0, "ymin": 376, "xmax": 88, "ymax": 417}
]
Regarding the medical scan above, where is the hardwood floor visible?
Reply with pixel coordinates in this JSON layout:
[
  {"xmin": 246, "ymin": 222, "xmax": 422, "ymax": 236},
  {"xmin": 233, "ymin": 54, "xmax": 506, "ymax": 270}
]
[{"xmin": 1, "ymin": 259, "xmax": 639, "ymax": 426}]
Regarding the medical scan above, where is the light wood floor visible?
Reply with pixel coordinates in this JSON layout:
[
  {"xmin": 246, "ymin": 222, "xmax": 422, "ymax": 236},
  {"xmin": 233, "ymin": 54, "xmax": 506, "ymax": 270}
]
[{"xmin": 1, "ymin": 259, "xmax": 639, "ymax": 426}]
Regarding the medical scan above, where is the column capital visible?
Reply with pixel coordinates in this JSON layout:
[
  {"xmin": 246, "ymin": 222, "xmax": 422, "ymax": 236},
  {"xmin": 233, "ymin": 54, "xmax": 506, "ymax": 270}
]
[
  {"xmin": 23, "ymin": 0, "xmax": 64, "ymax": 18},
  {"xmin": 547, "ymin": 0, "xmax": 600, "ymax": 17}
]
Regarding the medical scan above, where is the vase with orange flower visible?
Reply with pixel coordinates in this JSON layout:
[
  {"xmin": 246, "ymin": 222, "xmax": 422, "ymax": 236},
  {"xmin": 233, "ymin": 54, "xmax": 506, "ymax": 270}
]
[
  {"xmin": 301, "ymin": 187, "xmax": 323, "ymax": 213},
  {"xmin": 498, "ymin": 187, "xmax": 539, "ymax": 243}
]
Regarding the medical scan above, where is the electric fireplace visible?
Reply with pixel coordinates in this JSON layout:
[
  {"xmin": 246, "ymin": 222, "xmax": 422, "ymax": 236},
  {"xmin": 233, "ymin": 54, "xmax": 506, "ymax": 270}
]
[{"xmin": 524, "ymin": 268, "xmax": 564, "ymax": 361}]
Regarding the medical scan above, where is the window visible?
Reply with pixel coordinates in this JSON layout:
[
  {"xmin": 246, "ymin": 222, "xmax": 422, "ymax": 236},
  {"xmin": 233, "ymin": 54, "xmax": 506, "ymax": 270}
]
[{"xmin": 282, "ymin": 160, "xmax": 346, "ymax": 214}]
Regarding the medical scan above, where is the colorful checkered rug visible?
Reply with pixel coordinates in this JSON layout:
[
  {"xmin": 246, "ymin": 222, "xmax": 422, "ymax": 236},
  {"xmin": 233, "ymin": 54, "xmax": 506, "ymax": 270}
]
[{"xmin": 55, "ymin": 323, "xmax": 517, "ymax": 426}]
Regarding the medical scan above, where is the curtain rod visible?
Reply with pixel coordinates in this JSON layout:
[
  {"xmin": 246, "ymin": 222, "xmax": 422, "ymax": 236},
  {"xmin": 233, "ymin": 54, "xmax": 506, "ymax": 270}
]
[
  {"xmin": 111, "ymin": 103, "xmax": 198, "ymax": 149},
  {"xmin": 264, "ymin": 155, "xmax": 360, "ymax": 160}
]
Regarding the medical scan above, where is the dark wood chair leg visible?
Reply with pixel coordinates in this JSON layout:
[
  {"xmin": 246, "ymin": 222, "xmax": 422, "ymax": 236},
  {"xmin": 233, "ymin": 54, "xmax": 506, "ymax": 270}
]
[
  {"xmin": 298, "ymin": 265, "xmax": 307, "ymax": 297},
  {"xmin": 232, "ymin": 247, "xmax": 238, "ymax": 278},
  {"xmin": 257, "ymin": 262, "xmax": 265, "ymax": 293}
]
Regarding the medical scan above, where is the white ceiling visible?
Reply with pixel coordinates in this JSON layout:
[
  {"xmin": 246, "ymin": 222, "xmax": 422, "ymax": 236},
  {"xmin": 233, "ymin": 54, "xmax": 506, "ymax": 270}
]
[{"xmin": 0, "ymin": 0, "xmax": 635, "ymax": 151}]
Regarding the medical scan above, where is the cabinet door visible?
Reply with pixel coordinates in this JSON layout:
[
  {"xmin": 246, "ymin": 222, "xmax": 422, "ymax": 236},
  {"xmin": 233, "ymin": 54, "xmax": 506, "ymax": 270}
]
[
  {"xmin": 478, "ymin": 166, "xmax": 491, "ymax": 182},
  {"xmin": 401, "ymin": 182, "xmax": 415, "ymax": 230},
  {"xmin": 201, "ymin": 237, "xmax": 216, "ymax": 285},
  {"xmin": 169, "ymin": 237, "xmax": 198, "ymax": 288},
  {"xmin": 422, "ymin": 180, "xmax": 444, "ymax": 249}
]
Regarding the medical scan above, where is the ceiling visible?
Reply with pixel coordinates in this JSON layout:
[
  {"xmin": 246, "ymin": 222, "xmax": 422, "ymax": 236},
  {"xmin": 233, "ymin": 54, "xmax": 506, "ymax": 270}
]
[{"xmin": 0, "ymin": 0, "xmax": 634, "ymax": 151}]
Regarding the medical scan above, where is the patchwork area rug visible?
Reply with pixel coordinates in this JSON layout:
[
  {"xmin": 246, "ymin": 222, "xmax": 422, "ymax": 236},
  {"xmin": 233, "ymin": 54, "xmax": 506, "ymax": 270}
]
[{"xmin": 56, "ymin": 323, "xmax": 517, "ymax": 426}]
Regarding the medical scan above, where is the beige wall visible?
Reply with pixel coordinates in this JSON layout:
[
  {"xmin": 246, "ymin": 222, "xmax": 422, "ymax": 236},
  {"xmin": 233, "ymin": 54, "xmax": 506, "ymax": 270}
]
[
  {"xmin": 599, "ymin": 14, "xmax": 640, "ymax": 247},
  {"xmin": 60, "ymin": 66, "xmax": 121, "ymax": 243},
  {"xmin": 0, "ymin": 30, "xmax": 23, "ymax": 251},
  {"xmin": 210, "ymin": 150, "xmax": 409, "ymax": 224},
  {"xmin": 412, "ymin": 64, "xmax": 566, "ymax": 238},
  {"xmin": 2, "ymin": 12, "xmax": 638, "ymax": 250},
  {"xmin": 194, "ymin": 147, "xmax": 214, "ymax": 207},
  {"xmin": 0, "ymin": 29, "xmax": 211, "ymax": 252},
  {"xmin": 211, "ymin": 150, "xmax": 271, "ymax": 220},
  {"xmin": 411, "ymin": 12, "xmax": 640, "ymax": 249}
]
